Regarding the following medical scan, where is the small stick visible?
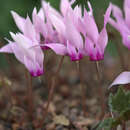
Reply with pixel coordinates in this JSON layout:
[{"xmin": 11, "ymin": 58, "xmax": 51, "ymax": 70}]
[
  {"xmin": 95, "ymin": 61, "xmax": 105, "ymax": 119},
  {"xmin": 76, "ymin": 60, "xmax": 87, "ymax": 117},
  {"xmin": 37, "ymin": 56, "xmax": 64, "ymax": 128}
]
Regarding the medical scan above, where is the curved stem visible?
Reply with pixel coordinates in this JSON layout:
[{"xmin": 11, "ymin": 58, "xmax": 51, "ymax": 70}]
[
  {"xmin": 37, "ymin": 56, "xmax": 64, "ymax": 128},
  {"xmin": 76, "ymin": 60, "xmax": 87, "ymax": 117},
  {"xmin": 122, "ymin": 121, "xmax": 126, "ymax": 130},
  {"xmin": 95, "ymin": 61, "xmax": 105, "ymax": 119},
  {"xmin": 27, "ymin": 72, "xmax": 33, "ymax": 120},
  {"xmin": 115, "ymin": 40, "xmax": 127, "ymax": 71}
]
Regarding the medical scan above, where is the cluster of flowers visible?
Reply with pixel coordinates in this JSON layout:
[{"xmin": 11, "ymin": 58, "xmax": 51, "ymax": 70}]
[{"xmin": 0, "ymin": 0, "xmax": 130, "ymax": 88}]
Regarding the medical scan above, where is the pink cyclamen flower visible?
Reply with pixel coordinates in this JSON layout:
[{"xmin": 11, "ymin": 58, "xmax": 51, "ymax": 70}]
[
  {"xmin": 0, "ymin": 14, "xmax": 44, "ymax": 77},
  {"xmin": 109, "ymin": 71, "xmax": 130, "ymax": 88},
  {"xmin": 0, "ymin": 32, "xmax": 44, "ymax": 77},
  {"xmin": 109, "ymin": 0, "xmax": 130, "ymax": 49},
  {"xmin": 41, "ymin": 0, "xmax": 84, "ymax": 61},
  {"xmin": 32, "ymin": 7, "xmax": 59, "ymax": 49},
  {"xmin": 79, "ymin": 2, "xmax": 112, "ymax": 61},
  {"xmin": 11, "ymin": 8, "xmax": 58, "ymax": 50}
]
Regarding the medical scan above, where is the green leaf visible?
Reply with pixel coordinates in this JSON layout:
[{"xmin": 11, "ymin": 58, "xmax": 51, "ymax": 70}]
[
  {"xmin": 96, "ymin": 118, "xmax": 115, "ymax": 130},
  {"xmin": 109, "ymin": 88, "xmax": 130, "ymax": 114}
]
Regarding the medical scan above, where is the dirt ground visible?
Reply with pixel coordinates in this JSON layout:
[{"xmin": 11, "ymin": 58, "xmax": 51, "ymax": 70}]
[{"xmin": 0, "ymin": 49, "xmax": 130, "ymax": 130}]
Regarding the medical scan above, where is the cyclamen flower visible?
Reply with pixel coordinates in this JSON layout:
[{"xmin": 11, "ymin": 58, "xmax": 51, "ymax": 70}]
[
  {"xmin": 0, "ymin": 15, "xmax": 44, "ymax": 77},
  {"xmin": 109, "ymin": 71, "xmax": 130, "ymax": 88},
  {"xmin": 109, "ymin": 0, "xmax": 130, "ymax": 49},
  {"xmin": 11, "ymin": 8, "xmax": 58, "ymax": 50},
  {"xmin": 41, "ymin": 0, "xmax": 84, "ymax": 61},
  {"xmin": 80, "ymin": 2, "xmax": 112, "ymax": 61},
  {"xmin": 41, "ymin": 0, "xmax": 111, "ymax": 61},
  {"xmin": 32, "ymin": 7, "xmax": 59, "ymax": 48}
]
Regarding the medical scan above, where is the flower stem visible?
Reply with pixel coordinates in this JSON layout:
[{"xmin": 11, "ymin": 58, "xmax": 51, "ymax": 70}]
[
  {"xmin": 115, "ymin": 41, "xmax": 127, "ymax": 71},
  {"xmin": 76, "ymin": 60, "xmax": 87, "ymax": 117},
  {"xmin": 122, "ymin": 121, "xmax": 126, "ymax": 130},
  {"xmin": 37, "ymin": 56, "xmax": 64, "ymax": 128},
  {"xmin": 95, "ymin": 61, "xmax": 105, "ymax": 119},
  {"xmin": 27, "ymin": 72, "xmax": 33, "ymax": 120}
]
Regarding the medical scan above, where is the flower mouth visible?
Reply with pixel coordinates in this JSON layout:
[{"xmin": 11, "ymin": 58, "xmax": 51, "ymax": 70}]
[{"xmin": 30, "ymin": 69, "xmax": 44, "ymax": 77}]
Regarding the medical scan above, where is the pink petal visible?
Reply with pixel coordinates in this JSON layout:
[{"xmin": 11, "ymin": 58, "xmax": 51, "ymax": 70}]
[
  {"xmin": 84, "ymin": 36, "xmax": 94, "ymax": 56},
  {"xmin": 124, "ymin": 0, "xmax": 130, "ymax": 29},
  {"xmin": 24, "ymin": 54, "xmax": 44, "ymax": 77},
  {"xmin": 73, "ymin": 6, "xmax": 82, "ymax": 19},
  {"xmin": 24, "ymin": 16, "xmax": 38, "ymax": 41},
  {"xmin": 122, "ymin": 31, "xmax": 130, "ymax": 49},
  {"xmin": 32, "ymin": 8, "xmax": 47, "ymax": 37},
  {"xmin": 97, "ymin": 28, "xmax": 108, "ymax": 54},
  {"xmin": 108, "ymin": 18, "xmax": 119, "ymax": 31},
  {"xmin": 11, "ymin": 11, "xmax": 26, "ymax": 32},
  {"xmin": 60, "ymin": 0, "xmax": 70, "ymax": 16},
  {"xmin": 37, "ymin": 8, "xmax": 45, "ymax": 19},
  {"xmin": 65, "ymin": 13, "xmax": 83, "ymax": 49},
  {"xmin": 87, "ymin": 1, "xmax": 93, "ymax": 15},
  {"xmin": 111, "ymin": 4, "xmax": 123, "ymax": 22},
  {"xmin": 10, "ymin": 32, "xmax": 33, "ymax": 49},
  {"xmin": 48, "ymin": 13, "xmax": 65, "ymax": 37},
  {"xmin": 11, "ymin": 43, "xmax": 24, "ymax": 63},
  {"xmin": 44, "ymin": 43, "xmax": 67, "ymax": 55},
  {"xmin": 109, "ymin": 71, "xmax": 130, "ymax": 88},
  {"xmin": 104, "ymin": 3, "xmax": 112, "ymax": 26},
  {"xmin": 0, "ymin": 43, "xmax": 13, "ymax": 53},
  {"xmin": 83, "ymin": 8, "xmax": 99, "ymax": 43},
  {"xmin": 67, "ymin": 41, "xmax": 83, "ymax": 61},
  {"xmin": 42, "ymin": 1, "xmax": 61, "ymax": 19},
  {"xmin": 85, "ymin": 36, "xmax": 103, "ymax": 61}
]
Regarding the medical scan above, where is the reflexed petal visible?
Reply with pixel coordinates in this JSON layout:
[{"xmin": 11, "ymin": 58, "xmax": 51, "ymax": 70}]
[
  {"xmin": 124, "ymin": 0, "xmax": 130, "ymax": 28},
  {"xmin": 44, "ymin": 43, "xmax": 67, "ymax": 55},
  {"xmin": 65, "ymin": 13, "xmax": 83, "ymax": 49},
  {"xmin": 104, "ymin": 3, "xmax": 112, "ymax": 26},
  {"xmin": 108, "ymin": 18, "xmax": 119, "ymax": 31},
  {"xmin": 0, "ymin": 43, "xmax": 13, "ymax": 53},
  {"xmin": 83, "ymin": 9, "xmax": 99, "ymax": 42},
  {"xmin": 67, "ymin": 41, "xmax": 82, "ymax": 61},
  {"xmin": 97, "ymin": 28, "xmax": 108, "ymax": 53},
  {"xmin": 32, "ymin": 8, "xmax": 47, "ymax": 37},
  {"xmin": 85, "ymin": 36, "xmax": 103, "ymax": 61},
  {"xmin": 111, "ymin": 4, "xmax": 123, "ymax": 22},
  {"xmin": 24, "ymin": 16, "xmax": 38, "ymax": 41},
  {"xmin": 60, "ymin": 0, "xmax": 70, "ymax": 16},
  {"xmin": 37, "ymin": 8, "xmax": 45, "ymax": 19},
  {"xmin": 84, "ymin": 36, "xmax": 94, "ymax": 56},
  {"xmin": 10, "ymin": 32, "xmax": 32, "ymax": 49},
  {"xmin": 48, "ymin": 13, "xmax": 65, "ymax": 36},
  {"xmin": 73, "ymin": 6, "xmax": 82, "ymax": 19},
  {"xmin": 87, "ymin": 1, "xmax": 93, "ymax": 15},
  {"xmin": 24, "ymin": 56, "xmax": 44, "ymax": 77},
  {"xmin": 11, "ymin": 43, "xmax": 24, "ymax": 63},
  {"xmin": 122, "ymin": 32, "xmax": 130, "ymax": 49},
  {"xmin": 109, "ymin": 71, "xmax": 130, "ymax": 88},
  {"xmin": 42, "ymin": 0, "xmax": 61, "ymax": 19},
  {"xmin": 11, "ymin": 11, "xmax": 26, "ymax": 32}
]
